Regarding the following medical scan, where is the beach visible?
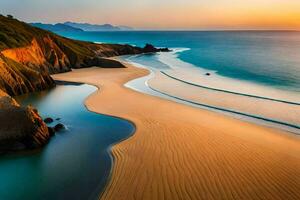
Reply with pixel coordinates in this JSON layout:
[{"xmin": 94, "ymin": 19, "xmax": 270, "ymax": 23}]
[
  {"xmin": 52, "ymin": 62, "xmax": 300, "ymax": 200},
  {"xmin": 147, "ymin": 70, "xmax": 300, "ymax": 130}
]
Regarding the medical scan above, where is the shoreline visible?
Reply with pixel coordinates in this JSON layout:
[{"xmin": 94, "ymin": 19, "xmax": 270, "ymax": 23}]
[
  {"xmin": 81, "ymin": 84, "xmax": 138, "ymax": 200},
  {"xmin": 53, "ymin": 79, "xmax": 139, "ymax": 199},
  {"xmin": 160, "ymin": 71, "xmax": 300, "ymax": 106},
  {"xmin": 148, "ymin": 70, "xmax": 300, "ymax": 133},
  {"xmin": 52, "ymin": 62, "xmax": 300, "ymax": 200},
  {"xmin": 123, "ymin": 62, "xmax": 300, "ymax": 134}
]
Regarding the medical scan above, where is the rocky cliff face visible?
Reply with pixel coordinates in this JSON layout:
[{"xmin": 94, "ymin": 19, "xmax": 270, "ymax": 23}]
[
  {"xmin": 0, "ymin": 15, "xmax": 169, "ymax": 96},
  {"xmin": 2, "ymin": 37, "xmax": 72, "ymax": 73},
  {"xmin": 0, "ymin": 53, "xmax": 55, "ymax": 96},
  {"xmin": 0, "ymin": 89, "xmax": 50, "ymax": 154}
]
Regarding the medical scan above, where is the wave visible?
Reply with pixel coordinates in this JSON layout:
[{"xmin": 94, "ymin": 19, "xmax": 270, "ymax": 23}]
[
  {"xmin": 160, "ymin": 71, "xmax": 300, "ymax": 106},
  {"xmin": 123, "ymin": 51, "xmax": 300, "ymax": 134},
  {"xmin": 156, "ymin": 47, "xmax": 300, "ymax": 102},
  {"xmin": 146, "ymin": 82, "xmax": 300, "ymax": 132}
]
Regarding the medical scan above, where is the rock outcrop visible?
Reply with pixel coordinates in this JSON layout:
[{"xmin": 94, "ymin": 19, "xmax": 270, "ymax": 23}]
[
  {"xmin": 0, "ymin": 89, "xmax": 51, "ymax": 154},
  {"xmin": 142, "ymin": 44, "xmax": 171, "ymax": 53}
]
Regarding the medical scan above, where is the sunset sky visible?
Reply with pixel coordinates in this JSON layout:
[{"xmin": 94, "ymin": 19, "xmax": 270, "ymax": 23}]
[{"xmin": 1, "ymin": 0, "xmax": 300, "ymax": 30}]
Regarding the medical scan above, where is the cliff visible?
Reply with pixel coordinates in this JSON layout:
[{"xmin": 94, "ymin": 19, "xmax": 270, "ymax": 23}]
[
  {"xmin": 0, "ymin": 15, "xmax": 169, "ymax": 153},
  {"xmin": 0, "ymin": 15, "xmax": 159, "ymax": 96}
]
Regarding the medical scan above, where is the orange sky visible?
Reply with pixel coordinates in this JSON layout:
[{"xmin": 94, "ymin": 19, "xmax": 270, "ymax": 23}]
[{"xmin": 1, "ymin": 0, "xmax": 300, "ymax": 30}]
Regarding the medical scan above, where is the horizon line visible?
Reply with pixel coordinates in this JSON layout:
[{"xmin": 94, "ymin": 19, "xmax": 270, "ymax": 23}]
[{"xmin": 6, "ymin": 16, "xmax": 299, "ymax": 32}]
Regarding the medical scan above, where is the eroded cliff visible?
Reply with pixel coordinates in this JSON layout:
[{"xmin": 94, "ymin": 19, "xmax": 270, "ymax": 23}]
[{"xmin": 0, "ymin": 15, "xmax": 151, "ymax": 96}]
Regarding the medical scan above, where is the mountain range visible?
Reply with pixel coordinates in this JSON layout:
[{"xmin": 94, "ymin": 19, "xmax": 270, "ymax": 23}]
[
  {"xmin": 30, "ymin": 23, "xmax": 84, "ymax": 32},
  {"xmin": 30, "ymin": 22, "xmax": 134, "ymax": 32}
]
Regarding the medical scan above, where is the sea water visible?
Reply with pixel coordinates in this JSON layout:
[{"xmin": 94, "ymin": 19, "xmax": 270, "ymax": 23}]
[
  {"xmin": 0, "ymin": 84, "xmax": 134, "ymax": 200},
  {"xmin": 60, "ymin": 31, "xmax": 300, "ymax": 93},
  {"xmin": 59, "ymin": 31, "xmax": 300, "ymax": 132}
]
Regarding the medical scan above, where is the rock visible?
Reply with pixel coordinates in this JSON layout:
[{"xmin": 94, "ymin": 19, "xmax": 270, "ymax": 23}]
[
  {"xmin": 143, "ymin": 44, "xmax": 157, "ymax": 53},
  {"xmin": 48, "ymin": 127, "xmax": 55, "ymax": 136},
  {"xmin": 142, "ymin": 44, "xmax": 171, "ymax": 53},
  {"xmin": 44, "ymin": 117, "xmax": 54, "ymax": 124},
  {"xmin": 0, "ymin": 89, "xmax": 51, "ymax": 153},
  {"xmin": 205, "ymin": 73, "xmax": 211, "ymax": 76},
  {"xmin": 159, "ymin": 48, "xmax": 171, "ymax": 52},
  {"xmin": 54, "ymin": 123, "xmax": 65, "ymax": 132},
  {"xmin": 82, "ymin": 57, "xmax": 125, "ymax": 68}
]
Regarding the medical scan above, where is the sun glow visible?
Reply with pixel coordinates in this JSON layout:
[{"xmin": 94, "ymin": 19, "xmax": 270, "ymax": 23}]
[{"xmin": 0, "ymin": 0, "xmax": 300, "ymax": 30}]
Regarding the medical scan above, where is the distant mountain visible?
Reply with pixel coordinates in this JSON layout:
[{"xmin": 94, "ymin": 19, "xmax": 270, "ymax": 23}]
[
  {"xmin": 64, "ymin": 22, "xmax": 134, "ymax": 31},
  {"xmin": 30, "ymin": 23, "xmax": 84, "ymax": 32},
  {"xmin": 118, "ymin": 25, "xmax": 134, "ymax": 30}
]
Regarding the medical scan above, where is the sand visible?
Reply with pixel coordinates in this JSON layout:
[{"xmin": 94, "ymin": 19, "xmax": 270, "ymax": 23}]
[
  {"xmin": 52, "ymin": 62, "xmax": 300, "ymax": 200},
  {"xmin": 148, "ymin": 71, "xmax": 300, "ymax": 128}
]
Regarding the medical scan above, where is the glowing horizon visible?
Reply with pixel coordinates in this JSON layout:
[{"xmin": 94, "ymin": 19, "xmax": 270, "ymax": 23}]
[{"xmin": 1, "ymin": 0, "xmax": 300, "ymax": 30}]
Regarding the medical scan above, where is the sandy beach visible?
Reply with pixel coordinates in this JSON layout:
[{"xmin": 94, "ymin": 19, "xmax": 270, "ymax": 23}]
[
  {"xmin": 148, "ymin": 71, "xmax": 300, "ymax": 129},
  {"xmin": 52, "ymin": 62, "xmax": 300, "ymax": 200}
]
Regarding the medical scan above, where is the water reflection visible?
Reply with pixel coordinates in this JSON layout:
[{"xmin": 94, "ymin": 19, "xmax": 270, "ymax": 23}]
[{"xmin": 0, "ymin": 84, "xmax": 135, "ymax": 200}]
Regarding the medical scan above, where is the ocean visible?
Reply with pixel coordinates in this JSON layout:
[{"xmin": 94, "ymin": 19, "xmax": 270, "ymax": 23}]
[
  {"xmin": 60, "ymin": 31, "xmax": 300, "ymax": 93},
  {"xmin": 0, "ymin": 84, "xmax": 134, "ymax": 200},
  {"xmin": 59, "ymin": 31, "xmax": 300, "ymax": 132}
]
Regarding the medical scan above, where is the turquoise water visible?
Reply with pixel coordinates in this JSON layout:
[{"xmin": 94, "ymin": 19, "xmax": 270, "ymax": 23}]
[
  {"xmin": 0, "ymin": 83, "xmax": 135, "ymax": 200},
  {"xmin": 59, "ymin": 31, "xmax": 300, "ymax": 92},
  {"xmin": 59, "ymin": 31, "xmax": 300, "ymax": 131}
]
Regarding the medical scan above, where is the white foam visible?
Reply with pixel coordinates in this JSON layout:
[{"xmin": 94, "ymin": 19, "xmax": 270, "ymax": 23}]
[
  {"xmin": 123, "ymin": 58, "xmax": 300, "ymax": 135},
  {"xmin": 154, "ymin": 48, "xmax": 300, "ymax": 103}
]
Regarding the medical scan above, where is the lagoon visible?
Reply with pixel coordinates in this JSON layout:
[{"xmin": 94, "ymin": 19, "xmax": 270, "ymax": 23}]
[{"xmin": 0, "ymin": 83, "xmax": 135, "ymax": 200}]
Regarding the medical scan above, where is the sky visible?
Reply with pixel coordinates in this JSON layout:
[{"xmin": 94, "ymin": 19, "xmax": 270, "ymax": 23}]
[{"xmin": 0, "ymin": 0, "xmax": 300, "ymax": 30}]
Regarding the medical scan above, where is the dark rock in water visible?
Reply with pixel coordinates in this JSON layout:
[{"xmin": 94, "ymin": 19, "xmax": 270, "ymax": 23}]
[
  {"xmin": 205, "ymin": 73, "xmax": 211, "ymax": 76},
  {"xmin": 54, "ymin": 123, "xmax": 65, "ymax": 132},
  {"xmin": 48, "ymin": 127, "xmax": 55, "ymax": 136},
  {"xmin": 44, "ymin": 117, "xmax": 54, "ymax": 124},
  {"xmin": 159, "ymin": 47, "xmax": 171, "ymax": 52},
  {"xmin": 143, "ymin": 44, "xmax": 157, "ymax": 53},
  {"xmin": 143, "ymin": 44, "xmax": 171, "ymax": 53}
]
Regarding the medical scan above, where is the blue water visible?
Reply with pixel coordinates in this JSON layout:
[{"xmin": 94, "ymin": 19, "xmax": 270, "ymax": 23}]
[
  {"xmin": 0, "ymin": 83, "xmax": 135, "ymax": 200},
  {"xmin": 59, "ymin": 31, "xmax": 300, "ymax": 92}
]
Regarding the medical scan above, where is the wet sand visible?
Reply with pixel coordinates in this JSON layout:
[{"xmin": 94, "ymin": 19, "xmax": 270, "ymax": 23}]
[
  {"xmin": 148, "ymin": 71, "xmax": 300, "ymax": 130},
  {"xmin": 52, "ymin": 62, "xmax": 300, "ymax": 200}
]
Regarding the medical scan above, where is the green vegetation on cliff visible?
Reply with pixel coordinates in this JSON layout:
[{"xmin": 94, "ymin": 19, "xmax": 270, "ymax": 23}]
[{"xmin": 0, "ymin": 15, "xmax": 145, "ymax": 96}]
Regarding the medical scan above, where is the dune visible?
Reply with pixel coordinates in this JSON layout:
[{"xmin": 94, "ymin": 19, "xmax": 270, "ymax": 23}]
[{"xmin": 52, "ymin": 61, "xmax": 300, "ymax": 200}]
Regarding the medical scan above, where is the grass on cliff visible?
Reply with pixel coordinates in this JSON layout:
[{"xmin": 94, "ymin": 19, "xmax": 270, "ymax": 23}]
[{"xmin": 0, "ymin": 15, "xmax": 46, "ymax": 50}]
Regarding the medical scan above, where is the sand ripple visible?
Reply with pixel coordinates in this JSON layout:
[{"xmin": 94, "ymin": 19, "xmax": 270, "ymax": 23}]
[{"xmin": 52, "ymin": 64, "xmax": 300, "ymax": 200}]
